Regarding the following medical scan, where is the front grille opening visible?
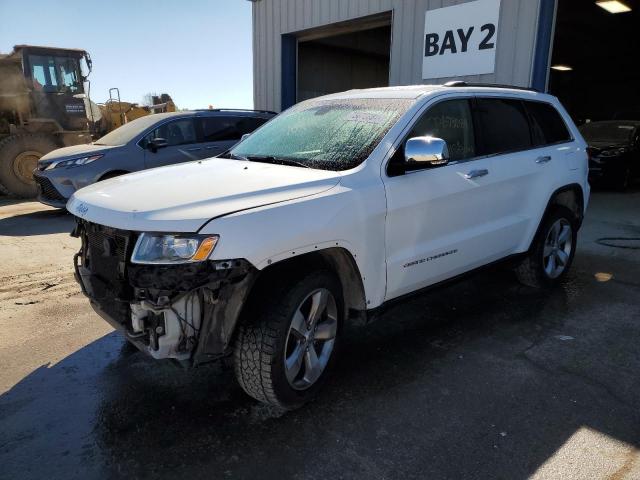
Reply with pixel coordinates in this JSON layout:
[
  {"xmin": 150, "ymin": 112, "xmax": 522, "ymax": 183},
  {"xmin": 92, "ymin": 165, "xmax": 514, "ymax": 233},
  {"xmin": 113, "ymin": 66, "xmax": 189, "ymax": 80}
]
[
  {"xmin": 87, "ymin": 228, "xmax": 128, "ymax": 262},
  {"xmin": 34, "ymin": 176, "xmax": 66, "ymax": 202}
]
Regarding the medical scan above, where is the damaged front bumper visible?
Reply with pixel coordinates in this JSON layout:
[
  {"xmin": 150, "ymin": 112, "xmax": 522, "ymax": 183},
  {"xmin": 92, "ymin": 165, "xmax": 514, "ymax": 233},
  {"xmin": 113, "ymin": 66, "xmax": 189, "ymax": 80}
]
[{"xmin": 73, "ymin": 220, "xmax": 258, "ymax": 365}]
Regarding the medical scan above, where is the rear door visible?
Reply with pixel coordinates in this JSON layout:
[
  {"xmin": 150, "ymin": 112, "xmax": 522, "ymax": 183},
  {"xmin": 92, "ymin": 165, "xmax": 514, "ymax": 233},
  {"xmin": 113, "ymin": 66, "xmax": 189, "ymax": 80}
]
[
  {"xmin": 474, "ymin": 97, "xmax": 576, "ymax": 253},
  {"xmin": 472, "ymin": 97, "xmax": 542, "ymax": 253},
  {"xmin": 142, "ymin": 117, "xmax": 200, "ymax": 168}
]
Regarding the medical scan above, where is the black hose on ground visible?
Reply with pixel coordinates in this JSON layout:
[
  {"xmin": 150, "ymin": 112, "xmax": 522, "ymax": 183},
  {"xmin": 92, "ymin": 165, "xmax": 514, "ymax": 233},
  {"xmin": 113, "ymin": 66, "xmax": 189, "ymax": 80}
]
[{"xmin": 595, "ymin": 237, "xmax": 640, "ymax": 250}]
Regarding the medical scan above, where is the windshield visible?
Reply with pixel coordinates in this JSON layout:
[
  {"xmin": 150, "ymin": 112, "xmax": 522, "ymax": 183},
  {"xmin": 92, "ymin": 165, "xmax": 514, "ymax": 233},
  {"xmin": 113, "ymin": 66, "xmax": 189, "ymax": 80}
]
[
  {"xmin": 579, "ymin": 122, "xmax": 637, "ymax": 144},
  {"xmin": 228, "ymin": 98, "xmax": 413, "ymax": 171},
  {"xmin": 94, "ymin": 114, "xmax": 176, "ymax": 146}
]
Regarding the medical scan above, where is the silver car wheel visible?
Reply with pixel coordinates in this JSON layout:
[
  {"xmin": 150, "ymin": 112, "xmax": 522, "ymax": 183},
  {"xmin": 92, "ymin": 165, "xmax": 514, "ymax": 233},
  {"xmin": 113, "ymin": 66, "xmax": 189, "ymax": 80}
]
[
  {"xmin": 543, "ymin": 218, "xmax": 573, "ymax": 279},
  {"xmin": 284, "ymin": 288, "xmax": 338, "ymax": 390}
]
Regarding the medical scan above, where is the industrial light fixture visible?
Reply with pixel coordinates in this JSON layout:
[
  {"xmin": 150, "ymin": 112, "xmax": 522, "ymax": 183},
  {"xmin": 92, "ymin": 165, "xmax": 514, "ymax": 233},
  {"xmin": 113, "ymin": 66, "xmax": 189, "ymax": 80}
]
[
  {"xmin": 595, "ymin": 1, "xmax": 632, "ymax": 13},
  {"xmin": 551, "ymin": 65, "xmax": 573, "ymax": 72}
]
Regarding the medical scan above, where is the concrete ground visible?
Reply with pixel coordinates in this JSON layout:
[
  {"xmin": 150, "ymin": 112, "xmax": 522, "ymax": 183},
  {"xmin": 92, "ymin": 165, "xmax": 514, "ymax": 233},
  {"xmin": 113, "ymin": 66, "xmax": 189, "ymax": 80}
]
[{"xmin": 0, "ymin": 191, "xmax": 639, "ymax": 480}]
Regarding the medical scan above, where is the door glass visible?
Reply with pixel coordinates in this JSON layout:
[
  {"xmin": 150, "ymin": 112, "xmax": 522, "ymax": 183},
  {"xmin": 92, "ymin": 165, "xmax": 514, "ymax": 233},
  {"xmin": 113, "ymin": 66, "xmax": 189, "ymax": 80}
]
[
  {"xmin": 525, "ymin": 101, "xmax": 571, "ymax": 146},
  {"xmin": 475, "ymin": 98, "xmax": 532, "ymax": 155},
  {"xmin": 408, "ymin": 99, "xmax": 476, "ymax": 161},
  {"xmin": 200, "ymin": 116, "xmax": 268, "ymax": 142},
  {"xmin": 32, "ymin": 65, "xmax": 46, "ymax": 88},
  {"xmin": 201, "ymin": 117, "xmax": 240, "ymax": 142},
  {"xmin": 236, "ymin": 117, "xmax": 268, "ymax": 135},
  {"xmin": 57, "ymin": 57, "xmax": 81, "ymax": 92},
  {"xmin": 153, "ymin": 119, "xmax": 196, "ymax": 146},
  {"xmin": 30, "ymin": 55, "xmax": 58, "ymax": 92}
]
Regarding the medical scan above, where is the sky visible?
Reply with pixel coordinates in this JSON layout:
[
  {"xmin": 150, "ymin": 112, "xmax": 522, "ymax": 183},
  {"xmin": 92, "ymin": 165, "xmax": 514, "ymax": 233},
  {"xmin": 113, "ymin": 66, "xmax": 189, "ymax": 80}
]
[{"xmin": 0, "ymin": 0, "xmax": 254, "ymax": 110}]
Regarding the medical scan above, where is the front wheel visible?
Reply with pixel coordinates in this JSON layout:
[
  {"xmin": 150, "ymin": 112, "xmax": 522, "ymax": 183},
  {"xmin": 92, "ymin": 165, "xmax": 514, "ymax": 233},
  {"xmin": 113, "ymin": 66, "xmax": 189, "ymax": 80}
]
[
  {"xmin": 614, "ymin": 166, "xmax": 632, "ymax": 191},
  {"xmin": 515, "ymin": 206, "xmax": 577, "ymax": 288},
  {"xmin": 234, "ymin": 270, "xmax": 342, "ymax": 409}
]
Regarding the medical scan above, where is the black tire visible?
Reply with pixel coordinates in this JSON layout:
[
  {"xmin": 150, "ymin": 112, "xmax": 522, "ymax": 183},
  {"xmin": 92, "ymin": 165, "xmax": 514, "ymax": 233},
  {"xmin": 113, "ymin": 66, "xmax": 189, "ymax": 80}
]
[
  {"xmin": 515, "ymin": 206, "xmax": 578, "ymax": 288},
  {"xmin": 0, "ymin": 134, "xmax": 59, "ymax": 197},
  {"xmin": 615, "ymin": 166, "xmax": 631, "ymax": 191},
  {"xmin": 234, "ymin": 270, "xmax": 343, "ymax": 409}
]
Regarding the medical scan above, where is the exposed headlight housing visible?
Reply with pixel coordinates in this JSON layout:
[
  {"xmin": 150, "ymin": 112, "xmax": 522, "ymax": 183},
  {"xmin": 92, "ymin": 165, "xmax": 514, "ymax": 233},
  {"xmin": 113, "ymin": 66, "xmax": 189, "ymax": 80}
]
[
  {"xmin": 46, "ymin": 154, "xmax": 104, "ymax": 169},
  {"xmin": 131, "ymin": 233, "xmax": 219, "ymax": 264},
  {"xmin": 599, "ymin": 147, "xmax": 627, "ymax": 157}
]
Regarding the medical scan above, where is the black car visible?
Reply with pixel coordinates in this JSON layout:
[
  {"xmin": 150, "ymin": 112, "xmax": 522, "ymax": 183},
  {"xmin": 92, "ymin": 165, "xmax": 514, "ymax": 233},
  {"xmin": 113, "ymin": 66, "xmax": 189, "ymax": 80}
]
[{"xmin": 579, "ymin": 120, "xmax": 640, "ymax": 190}]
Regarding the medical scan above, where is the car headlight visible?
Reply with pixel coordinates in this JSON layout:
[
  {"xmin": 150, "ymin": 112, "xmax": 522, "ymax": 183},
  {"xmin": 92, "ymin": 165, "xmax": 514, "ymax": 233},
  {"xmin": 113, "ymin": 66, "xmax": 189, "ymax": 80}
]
[
  {"xmin": 131, "ymin": 233, "xmax": 219, "ymax": 264},
  {"xmin": 599, "ymin": 147, "xmax": 627, "ymax": 157},
  {"xmin": 46, "ymin": 154, "xmax": 104, "ymax": 170}
]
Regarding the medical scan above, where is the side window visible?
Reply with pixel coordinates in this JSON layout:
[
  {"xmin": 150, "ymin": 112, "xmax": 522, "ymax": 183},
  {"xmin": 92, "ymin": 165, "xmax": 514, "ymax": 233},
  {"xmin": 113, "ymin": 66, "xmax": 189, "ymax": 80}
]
[
  {"xmin": 237, "ymin": 117, "xmax": 268, "ymax": 135},
  {"xmin": 525, "ymin": 101, "xmax": 572, "ymax": 146},
  {"xmin": 408, "ymin": 99, "xmax": 476, "ymax": 161},
  {"xmin": 475, "ymin": 98, "xmax": 532, "ymax": 155},
  {"xmin": 201, "ymin": 116, "xmax": 240, "ymax": 142},
  {"xmin": 200, "ymin": 116, "xmax": 268, "ymax": 142},
  {"xmin": 152, "ymin": 119, "xmax": 196, "ymax": 146}
]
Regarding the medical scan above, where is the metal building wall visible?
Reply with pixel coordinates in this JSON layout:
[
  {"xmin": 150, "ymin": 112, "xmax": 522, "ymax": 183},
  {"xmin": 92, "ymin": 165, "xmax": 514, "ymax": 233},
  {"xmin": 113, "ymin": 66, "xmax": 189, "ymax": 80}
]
[{"xmin": 253, "ymin": 0, "xmax": 544, "ymax": 112}]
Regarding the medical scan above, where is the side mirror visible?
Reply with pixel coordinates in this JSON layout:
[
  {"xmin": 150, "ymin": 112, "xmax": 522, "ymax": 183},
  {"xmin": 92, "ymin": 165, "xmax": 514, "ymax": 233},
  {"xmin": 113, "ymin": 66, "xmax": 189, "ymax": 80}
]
[
  {"xmin": 240, "ymin": 133, "xmax": 251, "ymax": 142},
  {"xmin": 148, "ymin": 137, "xmax": 168, "ymax": 153},
  {"xmin": 404, "ymin": 136, "xmax": 449, "ymax": 170}
]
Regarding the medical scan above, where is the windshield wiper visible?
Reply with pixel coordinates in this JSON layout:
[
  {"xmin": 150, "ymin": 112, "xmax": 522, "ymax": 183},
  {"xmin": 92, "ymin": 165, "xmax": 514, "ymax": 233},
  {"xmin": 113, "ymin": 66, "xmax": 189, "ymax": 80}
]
[
  {"xmin": 246, "ymin": 155, "xmax": 312, "ymax": 169},
  {"xmin": 217, "ymin": 152, "xmax": 248, "ymax": 161}
]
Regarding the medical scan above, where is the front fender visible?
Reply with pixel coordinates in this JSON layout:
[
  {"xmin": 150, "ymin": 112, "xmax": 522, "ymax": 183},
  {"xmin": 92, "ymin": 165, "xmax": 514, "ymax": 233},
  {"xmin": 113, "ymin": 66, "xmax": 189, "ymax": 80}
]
[{"xmin": 201, "ymin": 180, "xmax": 388, "ymax": 308}]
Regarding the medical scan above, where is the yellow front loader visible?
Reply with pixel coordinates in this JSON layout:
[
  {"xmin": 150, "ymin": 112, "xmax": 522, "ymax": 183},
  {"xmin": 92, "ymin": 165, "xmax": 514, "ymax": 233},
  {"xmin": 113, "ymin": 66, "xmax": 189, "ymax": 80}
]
[{"xmin": 96, "ymin": 88, "xmax": 176, "ymax": 137}]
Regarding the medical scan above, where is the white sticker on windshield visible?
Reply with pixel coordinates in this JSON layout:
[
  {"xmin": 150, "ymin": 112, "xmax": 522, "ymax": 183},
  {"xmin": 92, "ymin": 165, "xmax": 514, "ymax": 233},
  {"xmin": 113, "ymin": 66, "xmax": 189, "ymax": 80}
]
[{"xmin": 345, "ymin": 112, "xmax": 387, "ymax": 125}]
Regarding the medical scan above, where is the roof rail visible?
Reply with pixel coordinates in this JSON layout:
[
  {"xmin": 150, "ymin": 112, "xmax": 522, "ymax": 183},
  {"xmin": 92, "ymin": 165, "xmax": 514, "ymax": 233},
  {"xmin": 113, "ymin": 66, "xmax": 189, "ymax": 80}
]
[
  {"xmin": 443, "ymin": 81, "xmax": 539, "ymax": 93},
  {"xmin": 195, "ymin": 108, "xmax": 277, "ymax": 115}
]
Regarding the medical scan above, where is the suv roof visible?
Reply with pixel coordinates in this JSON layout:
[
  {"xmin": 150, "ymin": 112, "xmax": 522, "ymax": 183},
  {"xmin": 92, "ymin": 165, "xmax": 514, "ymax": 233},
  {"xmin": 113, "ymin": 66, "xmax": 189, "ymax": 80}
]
[
  {"xmin": 322, "ymin": 83, "xmax": 549, "ymax": 101},
  {"xmin": 193, "ymin": 108, "xmax": 276, "ymax": 116}
]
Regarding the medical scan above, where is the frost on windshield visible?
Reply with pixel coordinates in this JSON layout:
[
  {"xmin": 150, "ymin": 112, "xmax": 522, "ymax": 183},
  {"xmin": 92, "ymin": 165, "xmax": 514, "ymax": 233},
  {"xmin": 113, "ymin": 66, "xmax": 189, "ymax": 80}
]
[{"xmin": 231, "ymin": 98, "xmax": 412, "ymax": 171}]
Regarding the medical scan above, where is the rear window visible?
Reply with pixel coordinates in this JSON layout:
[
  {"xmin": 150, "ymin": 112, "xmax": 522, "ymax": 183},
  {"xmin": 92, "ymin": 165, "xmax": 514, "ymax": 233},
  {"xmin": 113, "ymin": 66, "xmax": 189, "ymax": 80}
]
[
  {"xmin": 475, "ymin": 98, "xmax": 532, "ymax": 155},
  {"xmin": 525, "ymin": 101, "xmax": 572, "ymax": 146},
  {"xmin": 200, "ymin": 116, "xmax": 268, "ymax": 142}
]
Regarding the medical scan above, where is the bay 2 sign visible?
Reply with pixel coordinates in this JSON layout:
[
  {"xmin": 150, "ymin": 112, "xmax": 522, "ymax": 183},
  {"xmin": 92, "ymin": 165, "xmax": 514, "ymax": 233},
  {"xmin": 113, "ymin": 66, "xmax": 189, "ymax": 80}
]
[{"xmin": 422, "ymin": 0, "xmax": 501, "ymax": 79}]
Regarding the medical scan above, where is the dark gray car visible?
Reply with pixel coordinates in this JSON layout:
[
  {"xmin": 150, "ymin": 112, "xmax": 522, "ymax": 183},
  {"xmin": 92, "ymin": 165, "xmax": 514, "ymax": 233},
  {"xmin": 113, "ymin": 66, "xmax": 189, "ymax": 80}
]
[{"xmin": 33, "ymin": 109, "xmax": 275, "ymax": 208}]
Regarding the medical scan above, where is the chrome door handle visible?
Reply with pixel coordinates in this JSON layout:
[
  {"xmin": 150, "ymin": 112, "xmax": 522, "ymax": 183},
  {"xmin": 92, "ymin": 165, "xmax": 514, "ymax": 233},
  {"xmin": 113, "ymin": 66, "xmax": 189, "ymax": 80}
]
[
  {"xmin": 464, "ymin": 169, "xmax": 489, "ymax": 179},
  {"xmin": 536, "ymin": 155, "xmax": 552, "ymax": 164}
]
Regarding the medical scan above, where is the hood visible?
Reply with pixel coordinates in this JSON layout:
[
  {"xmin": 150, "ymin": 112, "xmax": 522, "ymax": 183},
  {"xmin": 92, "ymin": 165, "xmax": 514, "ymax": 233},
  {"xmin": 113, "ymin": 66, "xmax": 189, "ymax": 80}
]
[
  {"xmin": 39, "ymin": 143, "xmax": 120, "ymax": 170},
  {"xmin": 67, "ymin": 157, "xmax": 341, "ymax": 232}
]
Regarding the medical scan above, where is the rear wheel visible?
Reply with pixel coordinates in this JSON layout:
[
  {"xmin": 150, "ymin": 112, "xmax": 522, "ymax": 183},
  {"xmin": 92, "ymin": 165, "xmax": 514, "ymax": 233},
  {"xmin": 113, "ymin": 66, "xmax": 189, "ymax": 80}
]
[
  {"xmin": 515, "ymin": 206, "xmax": 577, "ymax": 288},
  {"xmin": 234, "ymin": 270, "xmax": 342, "ymax": 409},
  {"xmin": 0, "ymin": 134, "xmax": 59, "ymax": 197}
]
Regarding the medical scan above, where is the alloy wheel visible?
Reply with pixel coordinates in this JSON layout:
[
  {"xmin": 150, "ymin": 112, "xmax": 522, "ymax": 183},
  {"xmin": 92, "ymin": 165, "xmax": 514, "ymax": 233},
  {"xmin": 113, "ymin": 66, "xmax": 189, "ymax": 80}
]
[
  {"xmin": 543, "ymin": 218, "xmax": 573, "ymax": 279},
  {"xmin": 284, "ymin": 288, "xmax": 338, "ymax": 390}
]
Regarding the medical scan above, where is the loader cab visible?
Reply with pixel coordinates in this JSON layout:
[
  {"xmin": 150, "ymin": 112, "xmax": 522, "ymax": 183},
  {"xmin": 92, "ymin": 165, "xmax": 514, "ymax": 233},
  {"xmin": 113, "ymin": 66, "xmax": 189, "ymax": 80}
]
[{"xmin": 17, "ymin": 45, "xmax": 91, "ymax": 131}]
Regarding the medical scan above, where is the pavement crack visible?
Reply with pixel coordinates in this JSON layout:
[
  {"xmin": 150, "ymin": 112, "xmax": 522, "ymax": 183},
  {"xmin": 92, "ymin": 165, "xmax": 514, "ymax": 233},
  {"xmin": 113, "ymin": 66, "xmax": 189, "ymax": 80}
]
[{"xmin": 518, "ymin": 350, "xmax": 635, "ymax": 410}]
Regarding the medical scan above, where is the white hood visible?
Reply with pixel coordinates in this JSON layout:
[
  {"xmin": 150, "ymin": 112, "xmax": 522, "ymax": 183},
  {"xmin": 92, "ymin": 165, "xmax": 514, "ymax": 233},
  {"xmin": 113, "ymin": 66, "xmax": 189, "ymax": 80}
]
[{"xmin": 67, "ymin": 157, "xmax": 341, "ymax": 232}]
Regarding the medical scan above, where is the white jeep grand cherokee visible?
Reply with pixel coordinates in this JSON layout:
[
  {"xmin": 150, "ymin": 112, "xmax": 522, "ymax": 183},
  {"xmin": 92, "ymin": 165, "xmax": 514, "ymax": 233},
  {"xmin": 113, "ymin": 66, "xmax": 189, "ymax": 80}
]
[{"xmin": 68, "ymin": 83, "xmax": 589, "ymax": 408}]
